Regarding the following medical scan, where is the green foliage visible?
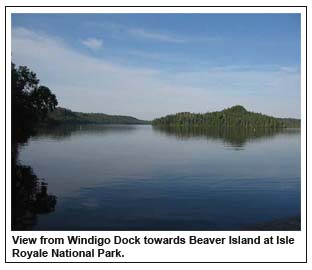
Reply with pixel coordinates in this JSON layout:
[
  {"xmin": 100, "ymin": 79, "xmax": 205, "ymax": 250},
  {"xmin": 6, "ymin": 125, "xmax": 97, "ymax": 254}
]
[
  {"xmin": 12, "ymin": 63, "xmax": 58, "ymax": 142},
  {"xmin": 152, "ymin": 105, "xmax": 300, "ymax": 128},
  {"xmin": 276, "ymin": 118, "xmax": 301, "ymax": 128},
  {"xmin": 45, "ymin": 107, "xmax": 150, "ymax": 125}
]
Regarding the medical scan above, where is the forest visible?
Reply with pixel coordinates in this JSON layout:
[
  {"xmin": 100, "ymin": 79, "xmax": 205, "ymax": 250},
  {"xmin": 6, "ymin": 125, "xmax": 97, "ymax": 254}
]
[
  {"xmin": 152, "ymin": 105, "xmax": 300, "ymax": 128},
  {"xmin": 44, "ymin": 107, "xmax": 150, "ymax": 125}
]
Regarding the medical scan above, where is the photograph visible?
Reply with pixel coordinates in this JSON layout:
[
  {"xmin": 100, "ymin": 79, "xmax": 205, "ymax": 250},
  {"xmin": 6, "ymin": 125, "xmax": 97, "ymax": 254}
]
[{"xmin": 11, "ymin": 12, "xmax": 301, "ymax": 231}]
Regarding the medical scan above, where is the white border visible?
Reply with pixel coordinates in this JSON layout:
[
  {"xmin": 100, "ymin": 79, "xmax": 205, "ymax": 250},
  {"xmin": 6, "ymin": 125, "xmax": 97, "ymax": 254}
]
[{"xmin": 4, "ymin": 6, "xmax": 307, "ymax": 263}]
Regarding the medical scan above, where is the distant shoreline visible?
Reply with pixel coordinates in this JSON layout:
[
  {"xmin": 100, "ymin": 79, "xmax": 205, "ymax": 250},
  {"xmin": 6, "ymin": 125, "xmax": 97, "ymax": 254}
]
[{"xmin": 45, "ymin": 107, "xmax": 151, "ymax": 125}]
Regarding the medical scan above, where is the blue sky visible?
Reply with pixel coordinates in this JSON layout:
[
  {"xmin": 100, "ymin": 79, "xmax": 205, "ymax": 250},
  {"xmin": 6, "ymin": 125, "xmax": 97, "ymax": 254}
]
[{"xmin": 12, "ymin": 13, "xmax": 301, "ymax": 119}]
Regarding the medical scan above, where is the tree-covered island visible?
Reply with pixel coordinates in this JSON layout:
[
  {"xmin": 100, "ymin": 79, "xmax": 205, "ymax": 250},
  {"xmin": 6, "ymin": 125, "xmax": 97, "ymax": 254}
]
[{"xmin": 152, "ymin": 105, "xmax": 300, "ymax": 128}]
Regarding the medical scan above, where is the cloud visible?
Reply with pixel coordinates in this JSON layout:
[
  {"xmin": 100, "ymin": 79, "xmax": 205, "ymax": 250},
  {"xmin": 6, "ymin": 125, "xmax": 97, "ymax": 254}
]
[
  {"xmin": 127, "ymin": 28, "xmax": 187, "ymax": 43},
  {"xmin": 84, "ymin": 20, "xmax": 224, "ymax": 44},
  {"xmin": 87, "ymin": 21, "xmax": 188, "ymax": 43},
  {"xmin": 11, "ymin": 27, "xmax": 301, "ymax": 119},
  {"xmin": 81, "ymin": 38, "xmax": 103, "ymax": 50}
]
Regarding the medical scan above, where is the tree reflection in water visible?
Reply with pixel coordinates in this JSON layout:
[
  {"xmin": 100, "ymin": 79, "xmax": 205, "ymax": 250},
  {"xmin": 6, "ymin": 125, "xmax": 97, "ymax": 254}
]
[
  {"xmin": 153, "ymin": 125, "xmax": 300, "ymax": 148},
  {"xmin": 12, "ymin": 163, "xmax": 57, "ymax": 230},
  {"xmin": 11, "ymin": 63, "xmax": 58, "ymax": 230},
  {"xmin": 12, "ymin": 136, "xmax": 57, "ymax": 230}
]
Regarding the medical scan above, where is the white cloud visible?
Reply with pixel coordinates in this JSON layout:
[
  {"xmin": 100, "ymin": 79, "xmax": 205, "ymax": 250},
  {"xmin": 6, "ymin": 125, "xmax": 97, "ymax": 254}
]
[
  {"xmin": 87, "ymin": 21, "xmax": 188, "ymax": 43},
  {"xmin": 81, "ymin": 38, "xmax": 103, "ymax": 50},
  {"xmin": 11, "ymin": 27, "xmax": 301, "ymax": 119},
  {"xmin": 127, "ymin": 28, "xmax": 187, "ymax": 43}
]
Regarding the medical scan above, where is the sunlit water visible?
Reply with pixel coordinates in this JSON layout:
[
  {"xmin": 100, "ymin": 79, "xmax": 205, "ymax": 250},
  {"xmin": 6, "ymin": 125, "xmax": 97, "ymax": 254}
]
[{"xmin": 18, "ymin": 125, "xmax": 300, "ymax": 230}]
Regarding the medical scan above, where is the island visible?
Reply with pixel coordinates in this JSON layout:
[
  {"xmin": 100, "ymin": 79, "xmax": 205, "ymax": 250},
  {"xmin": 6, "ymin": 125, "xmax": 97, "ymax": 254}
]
[{"xmin": 152, "ymin": 105, "xmax": 300, "ymax": 128}]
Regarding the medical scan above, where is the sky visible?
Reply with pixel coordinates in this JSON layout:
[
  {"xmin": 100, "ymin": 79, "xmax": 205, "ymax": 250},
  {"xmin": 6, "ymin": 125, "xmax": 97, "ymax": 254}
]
[{"xmin": 11, "ymin": 13, "xmax": 301, "ymax": 120}]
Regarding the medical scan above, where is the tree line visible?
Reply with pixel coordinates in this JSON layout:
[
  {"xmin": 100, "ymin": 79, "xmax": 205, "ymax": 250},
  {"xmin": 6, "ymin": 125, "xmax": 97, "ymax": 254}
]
[
  {"xmin": 152, "ymin": 105, "xmax": 300, "ymax": 128},
  {"xmin": 12, "ymin": 62, "xmax": 58, "ymax": 143},
  {"xmin": 45, "ymin": 107, "xmax": 150, "ymax": 125}
]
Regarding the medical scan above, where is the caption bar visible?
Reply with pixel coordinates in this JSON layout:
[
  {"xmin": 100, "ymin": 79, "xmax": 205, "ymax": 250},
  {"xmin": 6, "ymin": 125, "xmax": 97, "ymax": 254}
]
[{"xmin": 10, "ymin": 234, "xmax": 295, "ymax": 261}]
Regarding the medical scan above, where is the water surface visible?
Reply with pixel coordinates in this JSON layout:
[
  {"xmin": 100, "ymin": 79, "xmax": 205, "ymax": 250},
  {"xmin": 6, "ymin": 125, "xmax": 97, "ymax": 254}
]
[{"xmin": 17, "ymin": 125, "xmax": 301, "ymax": 230}]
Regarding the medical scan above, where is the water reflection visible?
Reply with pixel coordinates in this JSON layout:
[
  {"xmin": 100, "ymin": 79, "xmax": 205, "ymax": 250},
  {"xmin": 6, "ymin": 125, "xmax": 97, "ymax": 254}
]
[
  {"xmin": 17, "ymin": 124, "xmax": 300, "ymax": 231},
  {"xmin": 12, "ymin": 128, "xmax": 57, "ymax": 230},
  {"xmin": 33, "ymin": 124, "xmax": 138, "ymax": 140},
  {"xmin": 12, "ymin": 157, "xmax": 57, "ymax": 230},
  {"xmin": 153, "ymin": 125, "xmax": 300, "ymax": 148}
]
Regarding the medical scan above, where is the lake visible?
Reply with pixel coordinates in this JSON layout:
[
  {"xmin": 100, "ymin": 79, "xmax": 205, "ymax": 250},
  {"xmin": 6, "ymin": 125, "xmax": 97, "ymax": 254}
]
[{"xmin": 16, "ymin": 124, "xmax": 301, "ymax": 230}]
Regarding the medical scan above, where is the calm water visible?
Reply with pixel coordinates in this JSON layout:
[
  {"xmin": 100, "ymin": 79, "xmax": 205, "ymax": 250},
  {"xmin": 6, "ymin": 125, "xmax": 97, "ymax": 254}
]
[{"xmin": 17, "ymin": 125, "xmax": 301, "ymax": 230}]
